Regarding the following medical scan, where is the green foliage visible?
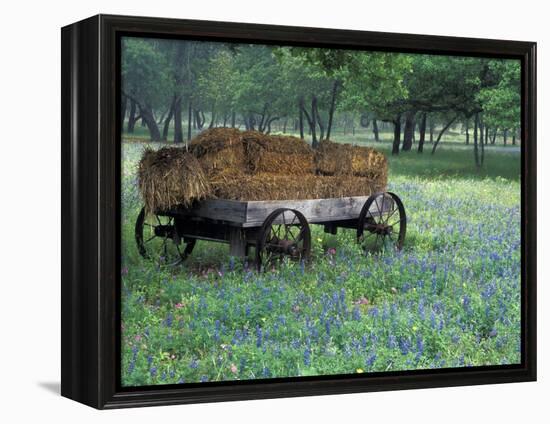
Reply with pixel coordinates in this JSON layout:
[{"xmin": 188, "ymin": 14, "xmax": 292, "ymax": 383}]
[
  {"xmin": 338, "ymin": 52, "xmax": 412, "ymax": 119},
  {"xmin": 121, "ymin": 38, "xmax": 173, "ymax": 108},
  {"xmin": 477, "ymin": 61, "xmax": 521, "ymax": 131}
]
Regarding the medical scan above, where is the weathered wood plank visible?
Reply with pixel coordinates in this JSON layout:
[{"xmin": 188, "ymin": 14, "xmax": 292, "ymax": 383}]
[
  {"xmin": 244, "ymin": 196, "xmax": 375, "ymax": 227},
  {"xmin": 177, "ymin": 199, "xmax": 248, "ymax": 223},
  {"xmin": 175, "ymin": 195, "xmax": 393, "ymax": 227}
]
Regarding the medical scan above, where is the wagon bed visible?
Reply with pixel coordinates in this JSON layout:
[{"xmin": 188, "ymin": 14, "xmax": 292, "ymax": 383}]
[
  {"xmin": 178, "ymin": 196, "xmax": 371, "ymax": 227},
  {"xmin": 135, "ymin": 192, "xmax": 406, "ymax": 269}
]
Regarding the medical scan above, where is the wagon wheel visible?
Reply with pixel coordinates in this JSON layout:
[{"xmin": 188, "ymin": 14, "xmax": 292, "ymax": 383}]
[
  {"xmin": 357, "ymin": 192, "xmax": 406, "ymax": 253},
  {"xmin": 256, "ymin": 208, "xmax": 311, "ymax": 271},
  {"xmin": 135, "ymin": 207, "xmax": 195, "ymax": 266}
]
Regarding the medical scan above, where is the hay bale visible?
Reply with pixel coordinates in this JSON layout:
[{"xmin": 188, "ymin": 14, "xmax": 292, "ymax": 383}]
[
  {"xmin": 189, "ymin": 128, "xmax": 247, "ymax": 176},
  {"xmin": 242, "ymin": 131, "xmax": 315, "ymax": 175},
  {"xmin": 211, "ymin": 172, "xmax": 385, "ymax": 201},
  {"xmin": 316, "ymin": 140, "xmax": 388, "ymax": 184},
  {"xmin": 138, "ymin": 147, "xmax": 211, "ymax": 214}
]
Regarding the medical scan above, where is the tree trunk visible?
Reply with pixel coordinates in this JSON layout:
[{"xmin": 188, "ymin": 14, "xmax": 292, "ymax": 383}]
[
  {"xmin": 314, "ymin": 100, "xmax": 325, "ymax": 141},
  {"xmin": 479, "ymin": 117, "xmax": 484, "ymax": 145},
  {"xmin": 484, "ymin": 126, "xmax": 489, "ymax": 145},
  {"xmin": 299, "ymin": 98, "xmax": 305, "ymax": 139},
  {"xmin": 480, "ymin": 123, "xmax": 485, "ymax": 165},
  {"xmin": 194, "ymin": 110, "xmax": 205, "ymax": 130},
  {"xmin": 311, "ymin": 96, "xmax": 318, "ymax": 148},
  {"xmin": 503, "ymin": 129, "xmax": 508, "ymax": 145},
  {"xmin": 187, "ymin": 98, "xmax": 193, "ymax": 142},
  {"xmin": 429, "ymin": 120, "xmax": 434, "ymax": 143},
  {"xmin": 162, "ymin": 97, "xmax": 175, "ymax": 141},
  {"xmin": 431, "ymin": 115, "xmax": 457, "ymax": 155},
  {"xmin": 127, "ymin": 100, "xmax": 137, "ymax": 133},
  {"xmin": 402, "ymin": 110, "xmax": 416, "ymax": 151},
  {"xmin": 231, "ymin": 111, "xmax": 236, "ymax": 128},
  {"xmin": 372, "ymin": 119, "xmax": 379, "ymax": 142},
  {"xmin": 417, "ymin": 112, "xmax": 427, "ymax": 153},
  {"xmin": 491, "ymin": 129, "xmax": 497, "ymax": 144},
  {"xmin": 465, "ymin": 119, "xmax": 470, "ymax": 145},
  {"xmin": 208, "ymin": 104, "xmax": 216, "ymax": 129},
  {"xmin": 512, "ymin": 133, "xmax": 516, "ymax": 145},
  {"xmin": 326, "ymin": 80, "xmax": 339, "ymax": 141},
  {"xmin": 473, "ymin": 112, "xmax": 480, "ymax": 168},
  {"xmin": 121, "ymin": 95, "xmax": 127, "ymax": 129},
  {"xmin": 139, "ymin": 105, "xmax": 161, "ymax": 141},
  {"xmin": 392, "ymin": 115, "xmax": 402, "ymax": 155},
  {"xmin": 173, "ymin": 96, "xmax": 183, "ymax": 143}
]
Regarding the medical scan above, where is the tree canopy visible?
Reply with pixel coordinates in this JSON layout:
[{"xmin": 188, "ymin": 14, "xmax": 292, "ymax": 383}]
[{"xmin": 121, "ymin": 36, "xmax": 521, "ymax": 160}]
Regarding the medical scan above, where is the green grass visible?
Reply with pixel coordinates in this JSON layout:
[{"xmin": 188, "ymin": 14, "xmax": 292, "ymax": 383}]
[{"xmin": 120, "ymin": 138, "xmax": 521, "ymax": 386}]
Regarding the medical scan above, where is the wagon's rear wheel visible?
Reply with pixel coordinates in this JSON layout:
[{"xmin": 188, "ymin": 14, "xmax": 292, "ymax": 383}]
[
  {"xmin": 357, "ymin": 192, "xmax": 406, "ymax": 253},
  {"xmin": 256, "ymin": 208, "xmax": 311, "ymax": 271},
  {"xmin": 135, "ymin": 207, "xmax": 195, "ymax": 266}
]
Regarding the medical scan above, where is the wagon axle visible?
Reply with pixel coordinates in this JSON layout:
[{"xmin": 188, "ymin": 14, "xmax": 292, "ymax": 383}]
[
  {"xmin": 266, "ymin": 238, "xmax": 301, "ymax": 256},
  {"xmin": 366, "ymin": 222, "xmax": 394, "ymax": 236},
  {"xmin": 153, "ymin": 224, "xmax": 177, "ymax": 239}
]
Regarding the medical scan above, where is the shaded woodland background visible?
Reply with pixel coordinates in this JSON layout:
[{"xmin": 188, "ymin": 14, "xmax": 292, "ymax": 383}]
[{"xmin": 121, "ymin": 37, "xmax": 521, "ymax": 168}]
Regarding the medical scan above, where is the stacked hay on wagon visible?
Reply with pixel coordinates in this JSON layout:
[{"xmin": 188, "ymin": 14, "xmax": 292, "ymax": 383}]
[
  {"xmin": 138, "ymin": 147, "xmax": 211, "ymax": 214},
  {"xmin": 189, "ymin": 127, "xmax": 247, "ymax": 177},
  {"xmin": 138, "ymin": 128, "xmax": 388, "ymax": 212},
  {"xmin": 315, "ymin": 139, "xmax": 388, "ymax": 182},
  {"xmin": 241, "ymin": 131, "xmax": 316, "ymax": 175}
]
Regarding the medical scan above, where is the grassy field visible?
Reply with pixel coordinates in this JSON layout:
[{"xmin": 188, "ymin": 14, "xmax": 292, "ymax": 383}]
[{"xmin": 120, "ymin": 138, "xmax": 521, "ymax": 386}]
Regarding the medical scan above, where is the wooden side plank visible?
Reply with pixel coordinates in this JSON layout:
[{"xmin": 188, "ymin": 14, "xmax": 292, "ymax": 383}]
[
  {"xmin": 244, "ymin": 196, "xmax": 368, "ymax": 226},
  {"xmin": 179, "ymin": 199, "xmax": 248, "ymax": 223},
  {"xmin": 179, "ymin": 195, "xmax": 394, "ymax": 227}
]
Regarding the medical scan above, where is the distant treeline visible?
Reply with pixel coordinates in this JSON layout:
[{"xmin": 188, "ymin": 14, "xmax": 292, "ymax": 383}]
[{"xmin": 122, "ymin": 37, "xmax": 520, "ymax": 165}]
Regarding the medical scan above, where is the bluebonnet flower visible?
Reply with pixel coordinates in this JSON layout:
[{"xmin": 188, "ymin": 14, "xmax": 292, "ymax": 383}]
[
  {"xmin": 399, "ymin": 337, "xmax": 411, "ymax": 355},
  {"xmin": 366, "ymin": 353, "xmax": 377, "ymax": 367},
  {"xmin": 256, "ymin": 325, "xmax": 263, "ymax": 348},
  {"xmin": 416, "ymin": 336, "xmax": 424, "ymax": 361},
  {"xmin": 304, "ymin": 348, "xmax": 311, "ymax": 366},
  {"xmin": 150, "ymin": 367, "xmax": 157, "ymax": 377}
]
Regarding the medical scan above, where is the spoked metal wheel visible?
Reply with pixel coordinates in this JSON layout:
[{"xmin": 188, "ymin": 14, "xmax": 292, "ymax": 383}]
[
  {"xmin": 256, "ymin": 208, "xmax": 311, "ymax": 271},
  {"xmin": 357, "ymin": 192, "xmax": 406, "ymax": 253},
  {"xmin": 135, "ymin": 207, "xmax": 195, "ymax": 266}
]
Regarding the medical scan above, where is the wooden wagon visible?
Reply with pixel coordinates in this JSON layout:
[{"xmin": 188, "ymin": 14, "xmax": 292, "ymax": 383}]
[{"xmin": 135, "ymin": 191, "xmax": 406, "ymax": 270}]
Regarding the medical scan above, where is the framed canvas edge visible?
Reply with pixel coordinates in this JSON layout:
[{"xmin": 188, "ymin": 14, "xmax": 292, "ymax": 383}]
[{"xmin": 61, "ymin": 13, "xmax": 537, "ymax": 410}]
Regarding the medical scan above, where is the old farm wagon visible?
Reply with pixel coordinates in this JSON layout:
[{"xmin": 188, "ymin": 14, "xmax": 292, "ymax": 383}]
[{"xmin": 134, "ymin": 129, "xmax": 406, "ymax": 270}]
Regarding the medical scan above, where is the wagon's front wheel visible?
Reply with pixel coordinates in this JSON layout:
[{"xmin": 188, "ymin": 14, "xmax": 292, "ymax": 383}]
[
  {"xmin": 256, "ymin": 208, "xmax": 311, "ymax": 271},
  {"xmin": 357, "ymin": 192, "xmax": 406, "ymax": 253},
  {"xmin": 135, "ymin": 207, "xmax": 195, "ymax": 266}
]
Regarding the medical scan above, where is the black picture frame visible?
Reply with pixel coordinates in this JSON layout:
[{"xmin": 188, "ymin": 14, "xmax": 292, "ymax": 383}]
[{"xmin": 61, "ymin": 14, "xmax": 537, "ymax": 409}]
